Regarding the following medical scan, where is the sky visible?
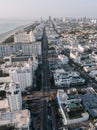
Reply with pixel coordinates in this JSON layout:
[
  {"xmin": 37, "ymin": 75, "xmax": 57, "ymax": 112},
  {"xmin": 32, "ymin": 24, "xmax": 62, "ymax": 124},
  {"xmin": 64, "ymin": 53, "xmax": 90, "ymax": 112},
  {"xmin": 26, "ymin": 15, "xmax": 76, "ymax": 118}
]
[{"xmin": 0, "ymin": 0, "xmax": 97, "ymax": 20}]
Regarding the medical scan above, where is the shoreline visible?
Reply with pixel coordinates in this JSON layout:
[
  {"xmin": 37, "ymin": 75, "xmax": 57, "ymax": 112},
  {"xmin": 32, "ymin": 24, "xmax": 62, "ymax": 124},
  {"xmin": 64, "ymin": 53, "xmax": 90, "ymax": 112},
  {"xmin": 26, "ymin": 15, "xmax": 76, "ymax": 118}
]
[{"xmin": 0, "ymin": 23, "xmax": 32, "ymax": 43}]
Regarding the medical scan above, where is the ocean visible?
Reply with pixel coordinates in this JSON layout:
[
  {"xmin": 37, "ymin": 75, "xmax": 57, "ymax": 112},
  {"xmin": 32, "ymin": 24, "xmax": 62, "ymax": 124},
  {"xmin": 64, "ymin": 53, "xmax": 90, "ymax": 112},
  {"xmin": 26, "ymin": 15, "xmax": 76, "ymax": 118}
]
[{"xmin": 0, "ymin": 19, "xmax": 31, "ymax": 34}]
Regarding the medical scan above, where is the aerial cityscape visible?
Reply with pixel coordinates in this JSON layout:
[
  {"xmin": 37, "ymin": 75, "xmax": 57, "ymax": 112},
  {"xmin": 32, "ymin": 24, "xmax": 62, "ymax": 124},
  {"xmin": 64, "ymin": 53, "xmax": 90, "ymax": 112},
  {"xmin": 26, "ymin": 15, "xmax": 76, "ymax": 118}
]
[{"xmin": 0, "ymin": 0, "xmax": 97, "ymax": 130}]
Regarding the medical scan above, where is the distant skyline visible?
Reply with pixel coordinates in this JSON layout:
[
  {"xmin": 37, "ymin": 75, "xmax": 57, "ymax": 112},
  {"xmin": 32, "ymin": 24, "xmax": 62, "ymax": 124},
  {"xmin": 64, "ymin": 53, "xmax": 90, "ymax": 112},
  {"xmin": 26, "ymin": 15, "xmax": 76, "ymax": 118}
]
[{"xmin": 0, "ymin": 0, "xmax": 97, "ymax": 20}]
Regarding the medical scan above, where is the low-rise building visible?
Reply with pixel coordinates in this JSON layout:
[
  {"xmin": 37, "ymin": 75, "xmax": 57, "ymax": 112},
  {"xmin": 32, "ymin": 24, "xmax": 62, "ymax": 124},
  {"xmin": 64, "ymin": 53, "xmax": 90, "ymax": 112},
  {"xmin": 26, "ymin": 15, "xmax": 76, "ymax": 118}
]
[
  {"xmin": 58, "ymin": 54, "xmax": 69, "ymax": 64},
  {"xmin": 81, "ymin": 87, "xmax": 97, "ymax": 117},
  {"xmin": 54, "ymin": 69, "xmax": 85, "ymax": 87},
  {"xmin": 57, "ymin": 89, "xmax": 89, "ymax": 125},
  {"xmin": 0, "ymin": 99, "xmax": 9, "ymax": 112},
  {"xmin": 3, "ymin": 55, "xmax": 38, "ymax": 72}
]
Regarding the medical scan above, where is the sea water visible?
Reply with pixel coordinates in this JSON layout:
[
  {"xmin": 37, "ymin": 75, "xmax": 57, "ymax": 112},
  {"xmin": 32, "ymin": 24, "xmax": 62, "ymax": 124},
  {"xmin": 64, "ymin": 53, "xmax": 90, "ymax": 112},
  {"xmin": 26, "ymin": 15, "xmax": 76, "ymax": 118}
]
[{"xmin": 0, "ymin": 19, "xmax": 31, "ymax": 34}]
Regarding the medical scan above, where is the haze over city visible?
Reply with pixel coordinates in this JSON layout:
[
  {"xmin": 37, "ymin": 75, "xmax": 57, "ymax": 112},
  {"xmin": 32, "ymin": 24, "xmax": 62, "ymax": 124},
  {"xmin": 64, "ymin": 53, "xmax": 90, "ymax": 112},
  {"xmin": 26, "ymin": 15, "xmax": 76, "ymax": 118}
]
[
  {"xmin": 0, "ymin": 0, "xmax": 97, "ymax": 20},
  {"xmin": 1, "ymin": 0, "xmax": 97, "ymax": 130}
]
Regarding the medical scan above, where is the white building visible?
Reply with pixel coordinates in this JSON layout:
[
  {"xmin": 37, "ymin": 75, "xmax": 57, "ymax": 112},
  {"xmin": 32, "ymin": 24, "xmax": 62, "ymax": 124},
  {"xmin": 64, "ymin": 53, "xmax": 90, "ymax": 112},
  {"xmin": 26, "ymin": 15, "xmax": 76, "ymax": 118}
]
[
  {"xmin": 54, "ymin": 69, "xmax": 85, "ymax": 87},
  {"xmin": 54, "ymin": 69, "xmax": 71, "ymax": 87},
  {"xmin": 70, "ymin": 51, "xmax": 81, "ymax": 63},
  {"xmin": 14, "ymin": 31, "xmax": 35, "ymax": 43},
  {"xmin": 9, "ymin": 65, "xmax": 33, "ymax": 91},
  {"xmin": 0, "ymin": 99, "xmax": 9, "ymax": 112},
  {"xmin": 0, "ymin": 77, "xmax": 11, "ymax": 83},
  {"xmin": 89, "ymin": 70, "xmax": 97, "ymax": 81},
  {"xmin": 0, "ymin": 42, "xmax": 41, "ymax": 58},
  {"xmin": 0, "ymin": 109, "xmax": 30, "ymax": 130},
  {"xmin": 21, "ymin": 42, "xmax": 41, "ymax": 56},
  {"xmin": 6, "ymin": 82, "xmax": 22, "ymax": 112},
  {"xmin": 78, "ymin": 45, "xmax": 84, "ymax": 53},
  {"xmin": 57, "ymin": 89, "xmax": 89, "ymax": 125},
  {"xmin": 58, "ymin": 54, "xmax": 69, "ymax": 64},
  {"xmin": 0, "ymin": 83, "xmax": 6, "ymax": 91},
  {"xmin": 2, "ymin": 55, "xmax": 38, "ymax": 72},
  {"xmin": 28, "ymin": 56, "xmax": 38, "ymax": 71}
]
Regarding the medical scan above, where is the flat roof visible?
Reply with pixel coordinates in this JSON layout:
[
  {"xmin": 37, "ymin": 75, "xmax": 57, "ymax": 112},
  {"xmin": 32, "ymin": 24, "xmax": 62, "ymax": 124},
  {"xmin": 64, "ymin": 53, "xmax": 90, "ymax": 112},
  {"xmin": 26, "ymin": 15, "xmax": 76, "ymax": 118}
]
[
  {"xmin": 0, "ymin": 109, "xmax": 30, "ymax": 128},
  {"xmin": 0, "ymin": 99, "xmax": 9, "ymax": 110},
  {"xmin": 61, "ymin": 102, "xmax": 85, "ymax": 120}
]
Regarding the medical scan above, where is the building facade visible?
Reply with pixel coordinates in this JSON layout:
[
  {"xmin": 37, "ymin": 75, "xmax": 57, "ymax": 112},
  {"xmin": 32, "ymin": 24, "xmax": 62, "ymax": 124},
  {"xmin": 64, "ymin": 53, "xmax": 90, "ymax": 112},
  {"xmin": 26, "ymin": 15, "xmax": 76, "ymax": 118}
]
[
  {"xmin": 14, "ymin": 31, "xmax": 35, "ymax": 43},
  {"xmin": 9, "ymin": 65, "xmax": 33, "ymax": 91},
  {"xmin": 0, "ymin": 42, "xmax": 41, "ymax": 57},
  {"xmin": 6, "ymin": 82, "xmax": 22, "ymax": 112}
]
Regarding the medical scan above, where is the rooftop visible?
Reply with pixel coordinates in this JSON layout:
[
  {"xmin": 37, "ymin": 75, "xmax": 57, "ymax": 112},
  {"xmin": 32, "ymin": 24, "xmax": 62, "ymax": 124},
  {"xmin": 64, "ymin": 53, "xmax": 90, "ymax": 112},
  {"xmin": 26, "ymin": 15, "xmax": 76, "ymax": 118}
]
[
  {"xmin": 82, "ymin": 87, "xmax": 97, "ymax": 117},
  {"xmin": 0, "ymin": 99, "xmax": 9, "ymax": 111},
  {"xmin": 62, "ymin": 102, "xmax": 85, "ymax": 119},
  {"xmin": 57, "ymin": 89, "xmax": 88, "ymax": 122},
  {"xmin": 0, "ymin": 109, "xmax": 30, "ymax": 128}
]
